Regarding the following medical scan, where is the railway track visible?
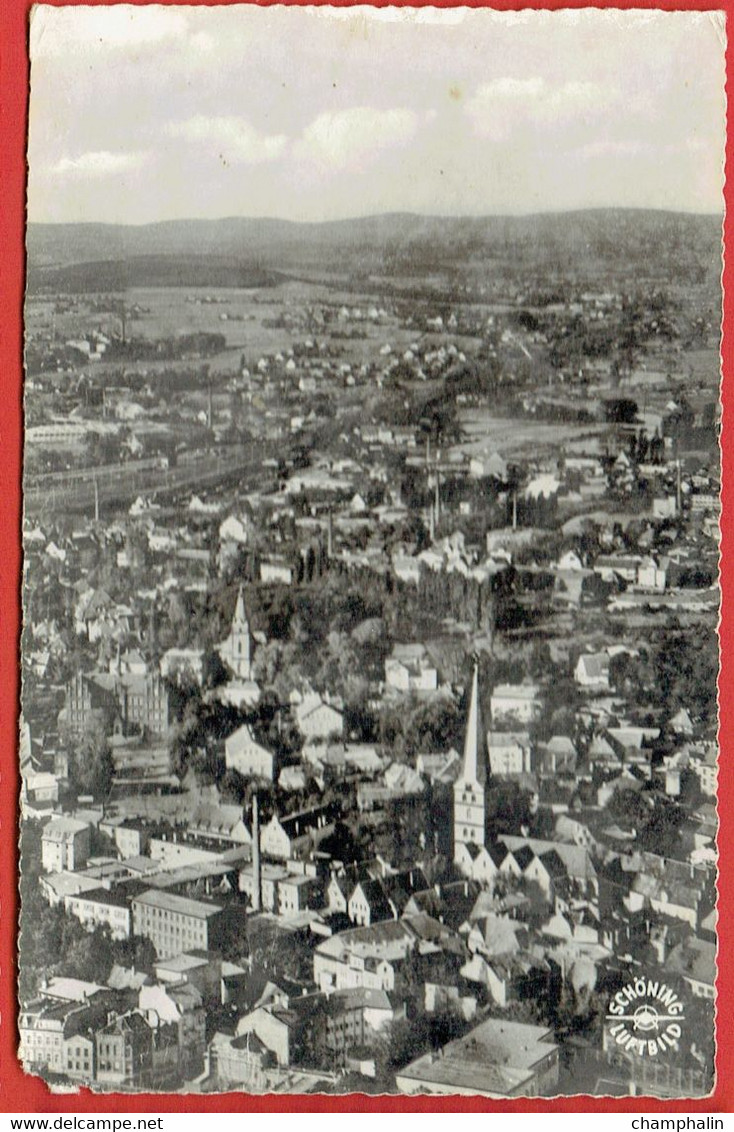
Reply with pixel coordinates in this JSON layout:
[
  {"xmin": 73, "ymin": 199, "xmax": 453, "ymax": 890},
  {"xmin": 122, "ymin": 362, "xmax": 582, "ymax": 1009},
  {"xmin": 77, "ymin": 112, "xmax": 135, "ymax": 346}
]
[{"xmin": 23, "ymin": 446, "xmax": 276, "ymax": 520}]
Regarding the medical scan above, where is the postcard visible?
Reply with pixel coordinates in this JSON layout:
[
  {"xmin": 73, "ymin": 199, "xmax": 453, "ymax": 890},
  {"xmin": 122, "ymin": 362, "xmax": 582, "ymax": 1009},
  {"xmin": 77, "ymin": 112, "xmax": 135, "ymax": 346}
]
[{"xmin": 16, "ymin": 3, "xmax": 726, "ymax": 1103}]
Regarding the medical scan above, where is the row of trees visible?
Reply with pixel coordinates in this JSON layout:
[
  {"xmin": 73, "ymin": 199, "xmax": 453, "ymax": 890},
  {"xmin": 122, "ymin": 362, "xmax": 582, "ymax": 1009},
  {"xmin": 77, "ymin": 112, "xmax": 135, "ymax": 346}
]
[{"xmin": 18, "ymin": 821, "xmax": 156, "ymax": 1001}]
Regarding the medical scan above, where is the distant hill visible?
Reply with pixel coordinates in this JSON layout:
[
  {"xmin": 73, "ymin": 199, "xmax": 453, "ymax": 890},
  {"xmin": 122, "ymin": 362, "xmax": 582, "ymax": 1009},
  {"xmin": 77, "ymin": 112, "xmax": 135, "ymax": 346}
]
[
  {"xmin": 25, "ymin": 254, "xmax": 285, "ymax": 293},
  {"xmin": 26, "ymin": 209, "xmax": 722, "ymax": 291}
]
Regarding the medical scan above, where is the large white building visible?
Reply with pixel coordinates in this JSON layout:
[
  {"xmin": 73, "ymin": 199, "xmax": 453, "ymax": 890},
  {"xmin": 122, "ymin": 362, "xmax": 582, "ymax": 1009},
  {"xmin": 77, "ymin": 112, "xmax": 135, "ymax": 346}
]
[
  {"xmin": 225, "ymin": 723, "xmax": 278, "ymax": 781},
  {"xmin": 396, "ymin": 1017, "xmax": 559, "ymax": 1098},
  {"xmin": 41, "ymin": 817, "xmax": 91, "ymax": 874},
  {"xmin": 490, "ymin": 683, "xmax": 542, "ymax": 724}
]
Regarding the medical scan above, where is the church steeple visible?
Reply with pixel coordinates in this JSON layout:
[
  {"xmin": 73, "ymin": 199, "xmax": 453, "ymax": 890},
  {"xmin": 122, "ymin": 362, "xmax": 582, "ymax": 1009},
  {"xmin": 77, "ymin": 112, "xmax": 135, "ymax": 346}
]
[
  {"xmin": 231, "ymin": 588, "xmax": 244, "ymax": 633},
  {"xmin": 217, "ymin": 585, "xmax": 253, "ymax": 680},
  {"xmin": 233, "ymin": 585, "xmax": 249, "ymax": 632},
  {"xmin": 460, "ymin": 661, "xmax": 487, "ymax": 786},
  {"xmin": 453, "ymin": 660, "xmax": 489, "ymax": 865}
]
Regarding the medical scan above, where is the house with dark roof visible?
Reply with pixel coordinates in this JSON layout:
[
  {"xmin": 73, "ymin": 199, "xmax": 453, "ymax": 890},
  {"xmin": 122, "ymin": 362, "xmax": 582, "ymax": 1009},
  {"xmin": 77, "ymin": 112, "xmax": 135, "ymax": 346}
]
[
  {"xmin": 64, "ymin": 886, "xmax": 133, "ymax": 940},
  {"xmin": 403, "ymin": 880, "xmax": 480, "ymax": 931},
  {"xmin": 524, "ymin": 849, "xmax": 569, "ymax": 905},
  {"xmin": 382, "ymin": 868, "xmax": 429, "ymax": 915},
  {"xmin": 348, "ymin": 878, "xmax": 395, "ymax": 927},
  {"xmin": 499, "ymin": 836, "xmax": 598, "ymax": 896},
  {"xmin": 261, "ymin": 803, "xmax": 338, "ymax": 860},
  {"xmin": 19, "ymin": 995, "xmax": 109, "ymax": 1080},
  {"xmin": 455, "ymin": 840, "xmax": 509, "ymax": 885},
  {"xmin": 462, "ymin": 951, "xmax": 551, "ymax": 1009}
]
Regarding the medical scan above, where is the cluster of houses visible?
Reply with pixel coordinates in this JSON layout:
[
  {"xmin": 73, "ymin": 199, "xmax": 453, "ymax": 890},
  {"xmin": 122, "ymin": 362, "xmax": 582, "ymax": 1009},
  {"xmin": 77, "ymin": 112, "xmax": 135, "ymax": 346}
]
[
  {"xmin": 20, "ymin": 278, "xmax": 720, "ymax": 1096},
  {"xmin": 19, "ymin": 632, "xmax": 716, "ymax": 1092}
]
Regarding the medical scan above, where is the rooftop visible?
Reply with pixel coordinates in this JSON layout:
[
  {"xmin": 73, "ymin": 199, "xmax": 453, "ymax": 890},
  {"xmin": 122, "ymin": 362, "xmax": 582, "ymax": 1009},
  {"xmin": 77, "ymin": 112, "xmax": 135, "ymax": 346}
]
[
  {"xmin": 132, "ymin": 889, "xmax": 224, "ymax": 919},
  {"xmin": 397, "ymin": 1017, "xmax": 557, "ymax": 1097}
]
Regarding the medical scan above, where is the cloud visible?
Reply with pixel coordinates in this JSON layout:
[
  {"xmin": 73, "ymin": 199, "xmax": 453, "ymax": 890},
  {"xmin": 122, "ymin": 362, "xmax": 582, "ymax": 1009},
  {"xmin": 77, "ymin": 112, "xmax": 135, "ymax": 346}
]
[
  {"xmin": 297, "ymin": 107, "xmax": 420, "ymax": 172},
  {"xmin": 30, "ymin": 5, "xmax": 191, "ymax": 58},
  {"xmin": 166, "ymin": 115, "xmax": 288, "ymax": 164},
  {"xmin": 50, "ymin": 150, "xmax": 149, "ymax": 177},
  {"xmin": 465, "ymin": 77, "xmax": 612, "ymax": 142}
]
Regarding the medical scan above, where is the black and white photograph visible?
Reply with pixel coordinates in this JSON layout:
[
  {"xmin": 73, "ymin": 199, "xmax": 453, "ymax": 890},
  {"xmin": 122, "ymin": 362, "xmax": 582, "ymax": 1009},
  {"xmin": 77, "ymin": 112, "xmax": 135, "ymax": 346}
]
[{"xmin": 20, "ymin": 4, "xmax": 724, "ymax": 1098}]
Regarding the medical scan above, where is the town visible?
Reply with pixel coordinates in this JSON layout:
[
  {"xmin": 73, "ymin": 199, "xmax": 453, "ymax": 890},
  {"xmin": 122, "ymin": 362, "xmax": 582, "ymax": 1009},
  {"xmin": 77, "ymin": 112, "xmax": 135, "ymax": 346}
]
[{"xmin": 19, "ymin": 209, "xmax": 720, "ymax": 1097}]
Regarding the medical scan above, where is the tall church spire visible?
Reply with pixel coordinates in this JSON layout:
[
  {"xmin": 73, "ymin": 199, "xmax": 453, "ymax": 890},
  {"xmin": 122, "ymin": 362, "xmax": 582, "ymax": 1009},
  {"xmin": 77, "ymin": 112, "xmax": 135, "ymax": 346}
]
[
  {"xmin": 461, "ymin": 661, "xmax": 487, "ymax": 786},
  {"xmin": 217, "ymin": 584, "xmax": 253, "ymax": 680},
  {"xmin": 233, "ymin": 585, "xmax": 248, "ymax": 630},
  {"xmin": 453, "ymin": 660, "xmax": 489, "ymax": 865}
]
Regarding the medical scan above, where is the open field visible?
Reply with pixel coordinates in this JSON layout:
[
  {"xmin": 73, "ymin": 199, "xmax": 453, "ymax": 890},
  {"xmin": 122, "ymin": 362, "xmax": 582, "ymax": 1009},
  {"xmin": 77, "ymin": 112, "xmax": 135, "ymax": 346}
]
[
  {"xmin": 454, "ymin": 410, "xmax": 605, "ymax": 458},
  {"xmin": 680, "ymin": 347, "xmax": 721, "ymax": 385},
  {"xmin": 25, "ymin": 281, "xmax": 430, "ymax": 377}
]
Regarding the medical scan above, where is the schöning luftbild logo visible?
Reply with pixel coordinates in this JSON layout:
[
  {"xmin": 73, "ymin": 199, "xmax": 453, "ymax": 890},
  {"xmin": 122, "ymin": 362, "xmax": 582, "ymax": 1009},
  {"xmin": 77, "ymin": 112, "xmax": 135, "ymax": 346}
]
[{"xmin": 605, "ymin": 977, "xmax": 685, "ymax": 1057}]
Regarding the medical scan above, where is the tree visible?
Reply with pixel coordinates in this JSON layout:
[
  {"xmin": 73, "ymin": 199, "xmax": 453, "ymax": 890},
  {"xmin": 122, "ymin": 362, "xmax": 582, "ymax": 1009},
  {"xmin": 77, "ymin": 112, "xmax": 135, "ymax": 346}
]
[
  {"xmin": 111, "ymin": 935, "xmax": 158, "ymax": 972},
  {"xmin": 653, "ymin": 625, "xmax": 718, "ymax": 728},
  {"xmin": 18, "ymin": 822, "xmax": 119, "ymax": 997},
  {"xmin": 69, "ymin": 718, "xmax": 114, "ymax": 799},
  {"xmin": 59, "ymin": 922, "xmax": 115, "ymax": 984},
  {"xmin": 487, "ymin": 780, "xmax": 533, "ymax": 833},
  {"xmin": 202, "ymin": 648, "xmax": 229, "ymax": 690},
  {"xmin": 607, "ymin": 786, "xmax": 650, "ymax": 830},
  {"xmin": 220, "ymin": 767, "xmax": 249, "ymax": 804}
]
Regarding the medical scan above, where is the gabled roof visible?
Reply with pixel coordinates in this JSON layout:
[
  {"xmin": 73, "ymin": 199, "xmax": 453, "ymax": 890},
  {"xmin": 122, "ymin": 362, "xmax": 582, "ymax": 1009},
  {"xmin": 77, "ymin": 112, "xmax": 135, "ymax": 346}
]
[
  {"xmin": 98, "ymin": 1010, "xmax": 151, "ymax": 1038},
  {"xmin": 512, "ymin": 846, "xmax": 535, "ymax": 872},
  {"xmin": 107, "ymin": 965, "xmax": 150, "ymax": 991},
  {"xmin": 350, "ymin": 879, "xmax": 394, "ymax": 920},
  {"xmin": 576, "ymin": 653, "xmax": 610, "ymax": 679},
  {"xmin": 42, "ymin": 817, "xmax": 89, "ymax": 842},
  {"xmin": 538, "ymin": 849, "xmax": 568, "ymax": 880},
  {"xmin": 471, "ymin": 913, "xmax": 525, "ymax": 956},
  {"xmin": 500, "ymin": 835, "xmax": 597, "ymax": 881},
  {"xmin": 189, "ymin": 803, "xmax": 248, "ymax": 837}
]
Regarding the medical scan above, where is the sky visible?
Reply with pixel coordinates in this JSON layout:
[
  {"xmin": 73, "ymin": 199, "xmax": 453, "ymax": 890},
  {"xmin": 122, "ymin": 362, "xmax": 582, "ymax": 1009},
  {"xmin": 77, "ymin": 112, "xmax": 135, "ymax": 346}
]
[{"xmin": 27, "ymin": 5, "xmax": 727, "ymax": 225}]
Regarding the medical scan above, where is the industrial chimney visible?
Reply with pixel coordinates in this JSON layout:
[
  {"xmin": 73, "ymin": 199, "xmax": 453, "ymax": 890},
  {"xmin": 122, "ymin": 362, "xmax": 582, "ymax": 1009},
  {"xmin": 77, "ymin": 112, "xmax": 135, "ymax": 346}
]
[{"xmin": 252, "ymin": 793, "xmax": 261, "ymax": 913}]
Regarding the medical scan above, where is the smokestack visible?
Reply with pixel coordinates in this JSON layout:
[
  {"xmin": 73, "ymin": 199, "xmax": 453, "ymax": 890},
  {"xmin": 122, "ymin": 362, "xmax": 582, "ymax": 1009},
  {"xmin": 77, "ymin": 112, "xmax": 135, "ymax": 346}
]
[
  {"xmin": 429, "ymin": 501, "xmax": 435, "ymax": 542},
  {"xmin": 252, "ymin": 794, "xmax": 261, "ymax": 912},
  {"xmin": 93, "ymin": 477, "xmax": 99, "ymax": 524},
  {"xmin": 148, "ymin": 601, "xmax": 157, "ymax": 656},
  {"xmin": 207, "ymin": 378, "xmax": 213, "ymax": 431},
  {"xmin": 512, "ymin": 489, "xmax": 518, "ymax": 531},
  {"xmin": 327, "ymin": 510, "xmax": 333, "ymax": 560}
]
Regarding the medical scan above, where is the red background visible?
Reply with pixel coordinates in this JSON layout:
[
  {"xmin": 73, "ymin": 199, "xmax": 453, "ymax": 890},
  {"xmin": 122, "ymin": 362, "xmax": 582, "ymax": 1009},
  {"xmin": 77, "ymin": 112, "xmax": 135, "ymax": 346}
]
[{"xmin": 1, "ymin": 0, "xmax": 731, "ymax": 1113}]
